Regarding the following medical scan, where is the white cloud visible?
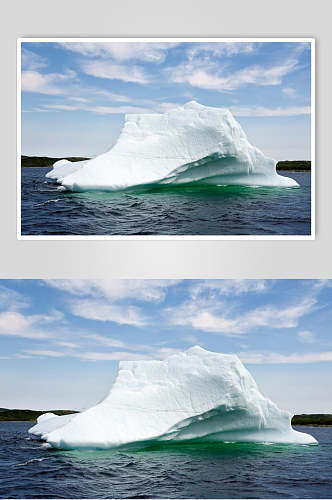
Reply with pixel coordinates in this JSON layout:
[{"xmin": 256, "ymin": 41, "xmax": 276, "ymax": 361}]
[
  {"xmin": 156, "ymin": 347, "xmax": 183, "ymax": 358},
  {"xmin": 167, "ymin": 58, "xmax": 299, "ymax": 92},
  {"xmin": 82, "ymin": 60, "xmax": 149, "ymax": 84},
  {"xmin": 21, "ymin": 70, "xmax": 76, "ymax": 95},
  {"xmin": 42, "ymin": 104, "xmax": 81, "ymax": 111},
  {"xmin": 70, "ymin": 299, "xmax": 146, "ymax": 326},
  {"xmin": 95, "ymin": 90, "xmax": 131, "ymax": 102},
  {"xmin": 191, "ymin": 279, "xmax": 268, "ymax": 298},
  {"xmin": 90, "ymin": 105, "xmax": 151, "ymax": 114},
  {"xmin": 30, "ymin": 98, "xmax": 183, "ymax": 116},
  {"xmin": 282, "ymin": 87, "xmax": 297, "ymax": 98},
  {"xmin": 237, "ymin": 350, "xmax": 332, "ymax": 364},
  {"xmin": 44, "ymin": 279, "xmax": 179, "ymax": 303},
  {"xmin": 183, "ymin": 334, "xmax": 200, "ymax": 344},
  {"xmin": 44, "ymin": 280, "xmax": 179, "ymax": 328},
  {"xmin": 23, "ymin": 108, "xmax": 58, "ymax": 113},
  {"xmin": 0, "ymin": 312, "xmax": 48, "ymax": 339},
  {"xmin": 187, "ymin": 42, "xmax": 255, "ymax": 59},
  {"xmin": 77, "ymin": 351, "xmax": 151, "ymax": 361},
  {"xmin": 76, "ymin": 346, "xmax": 182, "ymax": 362},
  {"xmin": 154, "ymin": 101, "xmax": 183, "ymax": 112},
  {"xmin": 312, "ymin": 279, "xmax": 332, "ymax": 292},
  {"xmin": 83, "ymin": 334, "xmax": 181, "ymax": 359},
  {"xmin": 23, "ymin": 349, "xmax": 65, "ymax": 357},
  {"xmin": 69, "ymin": 96, "xmax": 89, "ymax": 103},
  {"xmin": 167, "ymin": 297, "xmax": 316, "ymax": 335},
  {"xmin": 297, "ymin": 330, "xmax": 315, "ymax": 343},
  {"xmin": 55, "ymin": 341, "xmax": 79, "ymax": 348},
  {"xmin": 84, "ymin": 333, "xmax": 127, "ymax": 348},
  {"xmin": 59, "ymin": 42, "xmax": 178, "ymax": 63},
  {"xmin": 0, "ymin": 285, "xmax": 29, "ymax": 310},
  {"xmin": 230, "ymin": 105, "xmax": 310, "ymax": 117},
  {"xmin": 21, "ymin": 48, "xmax": 47, "ymax": 70},
  {"xmin": 0, "ymin": 310, "xmax": 63, "ymax": 339}
]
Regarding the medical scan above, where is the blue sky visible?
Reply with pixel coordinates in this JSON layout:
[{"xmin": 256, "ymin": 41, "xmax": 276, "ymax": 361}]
[
  {"xmin": 0, "ymin": 279, "xmax": 331, "ymax": 413},
  {"xmin": 21, "ymin": 41, "xmax": 312, "ymax": 160}
]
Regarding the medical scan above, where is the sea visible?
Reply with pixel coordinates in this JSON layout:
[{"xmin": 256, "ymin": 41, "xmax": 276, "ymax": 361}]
[
  {"xmin": 0, "ymin": 422, "xmax": 330, "ymax": 498},
  {"xmin": 21, "ymin": 169, "xmax": 311, "ymax": 236}
]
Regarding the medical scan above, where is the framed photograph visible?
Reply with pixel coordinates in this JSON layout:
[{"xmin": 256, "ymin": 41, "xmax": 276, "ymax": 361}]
[
  {"xmin": 1, "ymin": 279, "xmax": 330, "ymax": 499},
  {"xmin": 18, "ymin": 38, "xmax": 314, "ymax": 239}
]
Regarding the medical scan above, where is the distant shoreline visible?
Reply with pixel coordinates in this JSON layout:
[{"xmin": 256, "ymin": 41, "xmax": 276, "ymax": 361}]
[
  {"xmin": 0, "ymin": 409, "xmax": 330, "ymax": 425},
  {"xmin": 20, "ymin": 156, "xmax": 311, "ymax": 172},
  {"xmin": 21, "ymin": 156, "xmax": 89, "ymax": 169},
  {"xmin": 0, "ymin": 408, "xmax": 78, "ymax": 422}
]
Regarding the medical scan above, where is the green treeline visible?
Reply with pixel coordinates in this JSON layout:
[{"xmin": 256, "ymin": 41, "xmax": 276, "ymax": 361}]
[
  {"xmin": 20, "ymin": 156, "xmax": 311, "ymax": 171},
  {"xmin": 21, "ymin": 156, "xmax": 89, "ymax": 168},
  {"xmin": 291, "ymin": 414, "xmax": 332, "ymax": 426},
  {"xmin": 276, "ymin": 161, "xmax": 311, "ymax": 171},
  {"xmin": 0, "ymin": 408, "xmax": 78, "ymax": 421},
  {"xmin": 0, "ymin": 408, "xmax": 330, "ymax": 424}
]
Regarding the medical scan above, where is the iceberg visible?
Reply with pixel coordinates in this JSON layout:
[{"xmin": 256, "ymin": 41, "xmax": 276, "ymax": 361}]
[
  {"xmin": 29, "ymin": 346, "xmax": 315, "ymax": 449},
  {"xmin": 46, "ymin": 102, "xmax": 298, "ymax": 191}
]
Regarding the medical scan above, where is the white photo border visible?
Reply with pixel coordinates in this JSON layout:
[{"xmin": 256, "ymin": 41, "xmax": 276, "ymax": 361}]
[{"xmin": 17, "ymin": 37, "xmax": 316, "ymax": 241}]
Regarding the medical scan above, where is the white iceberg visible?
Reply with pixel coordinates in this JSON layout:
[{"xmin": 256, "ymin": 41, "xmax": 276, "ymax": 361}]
[
  {"xmin": 29, "ymin": 346, "xmax": 315, "ymax": 449},
  {"xmin": 46, "ymin": 102, "xmax": 298, "ymax": 191}
]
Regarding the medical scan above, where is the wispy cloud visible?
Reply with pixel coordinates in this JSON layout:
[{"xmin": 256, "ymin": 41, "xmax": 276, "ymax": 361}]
[
  {"xmin": 55, "ymin": 341, "xmax": 79, "ymax": 348},
  {"xmin": 21, "ymin": 48, "xmax": 47, "ymax": 71},
  {"xmin": 70, "ymin": 299, "xmax": 147, "ymax": 326},
  {"xmin": 0, "ymin": 285, "xmax": 30, "ymax": 310},
  {"xmin": 89, "ymin": 105, "xmax": 151, "ymax": 114},
  {"xmin": 69, "ymin": 96, "xmax": 89, "ymax": 103},
  {"xmin": 297, "ymin": 330, "xmax": 315, "ymax": 343},
  {"xmin": 237, "ymin": 350, "xmax": 332, "ymax": 364},
  {"xmin": 0, "ymin": 310, "xmax": 62, "ymax": 339},
  {"xmin": 167, "ymin": 57, "xmax": 299, "ymax": 92},
  {"xmin": 23, "ymin": 349, "xmax": 65, "ymax": 357},
  {"xmin": 190, "ymin": 279, "xmax": 269, "ymax": 299},
  {"xmin": 282, "ymin": 87, "xmax": 297, "ymax": 98},
  {"xmin": 82, "ymin": 60, "xmax": 149, "ymax": 84},
  {"xmin": 187, "ymin": 42, "xmax": 256, "ymax": 59},
  {"xmin": 43, "ymin": 280, "xmax": 180, "ymax": 328},
  {"xmin": 167, "ymin": 297, "xmax": 317, "ymax": 335},
  {"xmin": 21, "ymin": 70, "xmax": 76, "ymax": 95},
  {"xmin": 84, "ymin": 333, "xmax": 127, "ymax": 348},
  {"xmin": 76, "ymin": 346, "xmax": 182, "ymax": 362},
  {"xmin": 77, "ymin": 351, "xmax": 151, "ymax": 361},
  {"xmin": 44, "ymin": 279, "xmax": 179, "ymax": 303},
  {"xmin": 59, "ymin": 42, "xmax": 179, "ymax": 63},
  {"xmin": 230, "ymin": 105, "xmax": 310, "ymax": 117},
  {"xmin": 41, "ymin": 104, "xmax": 82, "ymax": 111},
  {"xmin": 94, "ymin": 90, "xmax": 131, "ymax": 102}
]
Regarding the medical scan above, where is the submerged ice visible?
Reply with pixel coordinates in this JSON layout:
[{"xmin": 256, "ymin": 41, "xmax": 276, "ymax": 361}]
[
  {"xmin": 46, "ymin": 102, "xmax": 298, "ymax": 191},
  {"xmin": 29, "ymin": 346, "xmax": 315, "ymax": 449}
]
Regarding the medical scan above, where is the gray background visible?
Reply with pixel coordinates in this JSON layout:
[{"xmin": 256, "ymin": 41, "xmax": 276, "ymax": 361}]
[{"xmin": 1, "ymin": 0, "xmax": 330, "ymax": 278}]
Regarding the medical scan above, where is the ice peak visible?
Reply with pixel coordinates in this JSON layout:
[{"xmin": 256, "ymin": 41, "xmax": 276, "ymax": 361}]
[{"xmin": 183, "ymin": 100, "xmax": 205, "ymax": 109}]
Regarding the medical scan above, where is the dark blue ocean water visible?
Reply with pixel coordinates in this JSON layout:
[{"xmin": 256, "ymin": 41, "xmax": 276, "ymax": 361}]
[
  {"xmin": 21, "ymin": 169, "xmax": 311, "ymax": 236},
  {"xmin": 0, "ymin": 422, "xmax": 330, "ymax": 498}
]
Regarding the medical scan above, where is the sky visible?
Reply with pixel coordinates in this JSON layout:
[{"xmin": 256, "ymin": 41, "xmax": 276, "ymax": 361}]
[
  {"xmin": 0, "ymin": 279, "xmax": 331, "ymax": 414},
  {"xmin": 21, "ymin": 40, "xmax": 312, "ymax": 160}
]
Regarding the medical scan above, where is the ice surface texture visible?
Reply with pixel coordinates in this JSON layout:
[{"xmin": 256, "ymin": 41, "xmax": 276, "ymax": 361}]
[
  {"xmin": 29, "ymin": 347, "xmax": 315, "ymax": 449},
  {"xmin": 46, "ymin": 102, "xmax": 298, "ymax": 191}
]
